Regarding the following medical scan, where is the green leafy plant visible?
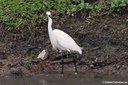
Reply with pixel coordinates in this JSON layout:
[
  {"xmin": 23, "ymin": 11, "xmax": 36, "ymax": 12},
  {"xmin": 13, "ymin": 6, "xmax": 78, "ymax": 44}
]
[
  {"xmin": 111, "ymin": 0, "xmax": 128, "ymax": 10},
  {"xmin": 67, "ymin": 0, "xmax": 93, "ymax": 14},
  {"xmin": 77, "ymin": 0, "xmax": 93, "ymax": 11},
  {"xmin": 0, "ymin": 0, "xmax": 128, "ymax": 30},
  {"xmin": 0, "ymin": 0, "xmax": 92, "ymax": 30},
  {"xmin": 91, "ymin": 0, "xmax": 107, "ymax": 16}
]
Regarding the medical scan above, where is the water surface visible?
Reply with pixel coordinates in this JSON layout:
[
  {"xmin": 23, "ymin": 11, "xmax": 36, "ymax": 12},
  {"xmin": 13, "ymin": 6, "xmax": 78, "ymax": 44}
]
[{"xmin": 0, "ymin": 72, "xmax": 127, "ymax": 85}]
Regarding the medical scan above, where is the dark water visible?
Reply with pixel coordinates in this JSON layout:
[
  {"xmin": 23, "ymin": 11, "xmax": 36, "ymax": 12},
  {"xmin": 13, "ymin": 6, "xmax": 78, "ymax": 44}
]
[{"xmin": 0, "ymin": 73, "xmax": 128, "ymax": 85}]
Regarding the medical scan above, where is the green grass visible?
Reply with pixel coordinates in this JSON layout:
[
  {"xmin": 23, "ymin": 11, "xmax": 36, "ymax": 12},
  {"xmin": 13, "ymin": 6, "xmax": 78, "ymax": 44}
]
[
  {"xmin": 0, "ymin": 0, "xmax": 128, "ymax": 30},
  {"xmin": 0, "ymin": 0, "xmax": 91, "ymax": 30}
]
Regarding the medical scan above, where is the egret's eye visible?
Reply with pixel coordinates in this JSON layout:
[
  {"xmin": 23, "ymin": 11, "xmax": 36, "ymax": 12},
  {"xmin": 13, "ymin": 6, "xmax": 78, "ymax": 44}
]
[{"xmin": 48, "ymin": 15, "xmax": 52, "ymax": 18}]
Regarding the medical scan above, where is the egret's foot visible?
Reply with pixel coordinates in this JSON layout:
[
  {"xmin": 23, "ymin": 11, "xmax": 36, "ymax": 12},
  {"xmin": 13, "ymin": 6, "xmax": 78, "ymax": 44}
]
[{"xmin": 75, "ymin": 72, "xmax": 78, "ymax": 75}]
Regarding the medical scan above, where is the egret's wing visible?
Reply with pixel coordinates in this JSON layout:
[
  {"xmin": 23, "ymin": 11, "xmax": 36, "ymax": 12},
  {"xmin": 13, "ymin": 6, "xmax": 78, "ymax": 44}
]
[{"xmin": 53, "ymin": 29, "xmax": 81, "ymax": 52}]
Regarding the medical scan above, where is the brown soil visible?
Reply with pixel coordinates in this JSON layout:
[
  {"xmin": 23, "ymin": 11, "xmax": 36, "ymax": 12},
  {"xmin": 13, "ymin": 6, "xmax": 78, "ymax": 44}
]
[{"xmin": 0, "ymin": 9, "xmax": 128, "ymax": 77}]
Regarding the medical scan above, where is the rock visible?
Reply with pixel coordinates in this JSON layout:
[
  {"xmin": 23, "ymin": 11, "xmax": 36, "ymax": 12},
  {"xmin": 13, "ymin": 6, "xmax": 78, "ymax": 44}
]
[
  {"xmin": 9, "ymin": 67, "xmax": 23, "ymax": 76},
  {"xmin": 0, "ymin": 52, "xmax": 7, "ymax": 59},
  {"xmin": 8, "ymin": 61, "xmax": 23, "ymax": 67},
  {"xmin": 19, "ymin": 67, "xmax": 30, "ymax": 76},
  {"xmin": 103, "ymin": 25, "xmax": 109, "ymax": 31},
  {"xmin": 90, "ymin": 64, "xmax": 94, "ymax": 68},
  {"xmin": 9, "ymin": 62, "xmax": 18, "ymax": 67},
  {"xmin": 31, "ymin": 64, "xmax": 39, "ymax": 72},
  {"xmin": 0, "ymin": 60, "xmax": 6, "ymax": 67},
  {"xmin": 37, "ymin": 49, "xmax": 48, "ymax": 60},
  {"xmin": 126, "ymin": 19, "xmax": 128, "ymax": 22},
  {"xmin": 0, "ymin": 61, "xmax": 4, "ymax": 67},
  {"xmin": 32, "ymin": 59, "xmax": 40, "ymax": 64}
]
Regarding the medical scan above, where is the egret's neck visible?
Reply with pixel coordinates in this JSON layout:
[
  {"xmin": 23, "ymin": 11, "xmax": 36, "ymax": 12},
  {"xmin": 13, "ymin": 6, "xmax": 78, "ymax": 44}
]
[
  {"xmin": 47, "ymin": 16, "xmax": 56, "ymax": 50},
  {"xmin": 48, "ymin": 17, "xmax": 53, "ymax": 33}
]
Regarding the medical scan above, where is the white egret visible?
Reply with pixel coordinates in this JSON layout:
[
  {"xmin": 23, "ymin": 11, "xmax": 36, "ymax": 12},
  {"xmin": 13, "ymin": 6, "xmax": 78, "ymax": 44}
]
[{"xmin": 46, "ymin": 11, "xmax": 82, "ymax": 74}]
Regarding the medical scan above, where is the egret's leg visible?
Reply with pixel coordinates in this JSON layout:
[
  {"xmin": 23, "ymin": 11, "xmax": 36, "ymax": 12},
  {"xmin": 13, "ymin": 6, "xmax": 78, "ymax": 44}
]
[
  {"xmin": 61, "ymin": 52, "xmax": 64, "ymax": 74},
  {"xmin": 73, "ymin": 56, "xmax": 78, "ymax": 75}
]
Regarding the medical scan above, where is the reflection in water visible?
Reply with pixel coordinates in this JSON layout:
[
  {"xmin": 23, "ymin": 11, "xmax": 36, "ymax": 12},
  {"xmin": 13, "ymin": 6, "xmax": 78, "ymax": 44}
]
[{"xmin": 0, "ymin": 73, "xmax": 127, "ymax": 85}]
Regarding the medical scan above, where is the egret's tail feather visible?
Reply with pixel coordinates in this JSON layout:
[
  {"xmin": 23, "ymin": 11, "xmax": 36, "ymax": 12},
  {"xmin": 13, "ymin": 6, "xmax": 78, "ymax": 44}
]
[
  {"xmin": 79, "ymin": 50, "xmax": 82, "ymax": 54},
  {"xmin": 78, "ymin": 48, "xmax": 82, "ymax": 55}
]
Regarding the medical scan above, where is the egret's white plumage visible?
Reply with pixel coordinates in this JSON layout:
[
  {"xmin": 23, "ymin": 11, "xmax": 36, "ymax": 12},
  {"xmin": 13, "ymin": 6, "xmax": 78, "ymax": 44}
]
[
  {"xmin": 46, "ymin": 11, "xmax": 82, "ymax": 54},
  {"xmin": 46, "ymin": 11, "xmax": 82, "ymax": 74},
  {"xmin": 53, "ymin": 29, "xmax": 82, "ymax": 54}
]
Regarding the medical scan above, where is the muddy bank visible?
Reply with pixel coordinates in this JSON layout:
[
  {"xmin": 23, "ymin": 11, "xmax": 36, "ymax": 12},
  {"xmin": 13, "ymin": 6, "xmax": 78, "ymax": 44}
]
[{"xmin": 0, "ymin": 9, "xmax": 128, "ymax": 77}]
